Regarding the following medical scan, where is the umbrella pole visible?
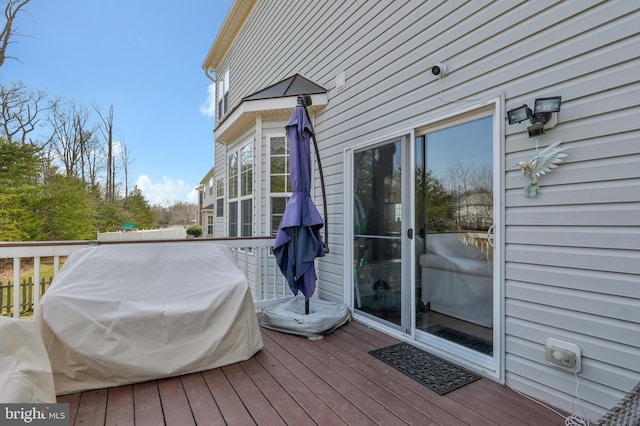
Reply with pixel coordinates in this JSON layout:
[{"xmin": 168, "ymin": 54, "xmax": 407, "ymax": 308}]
[{"xmin": 293, "ymin": 226, "xmax": 310, "ymax": 315}]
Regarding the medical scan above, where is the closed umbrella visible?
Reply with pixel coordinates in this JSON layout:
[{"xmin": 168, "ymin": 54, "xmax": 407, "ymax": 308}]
[{"xmin": 273, "ymin": 96, "xmax": 326, "ymax": 312}]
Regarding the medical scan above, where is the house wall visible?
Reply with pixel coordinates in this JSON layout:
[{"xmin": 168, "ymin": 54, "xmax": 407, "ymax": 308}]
[
  {"xmin": 214, "ymin": 141, "xmax": 227, "ymax": 236},
  {"xmin": 210, "ymin": 0, "xmax": 640, "ymax": 420}
]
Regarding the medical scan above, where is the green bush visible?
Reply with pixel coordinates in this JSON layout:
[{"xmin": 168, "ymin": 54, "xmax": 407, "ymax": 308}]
[{"xmin": 186, "ymin": 225, "xmax": 202, "ymax": 238}]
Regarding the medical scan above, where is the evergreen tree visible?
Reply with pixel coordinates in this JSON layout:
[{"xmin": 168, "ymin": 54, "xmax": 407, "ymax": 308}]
[
  {"xmin": 125, "ymin": 185, "xmax": 154, "ymax": 229},
  {"xmin": 0, "ymin": 140, "xmax": 43, "ymax": 240},
  {"xmin": 92, "ymin": 193, "xmax": 127, "ymax": 233},
  {"xmin": 35, "ymin": 174, "xmax": 95, "ymax": 240}
]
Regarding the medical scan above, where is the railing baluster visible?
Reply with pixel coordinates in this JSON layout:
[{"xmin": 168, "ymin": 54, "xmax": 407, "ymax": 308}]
[
  {"xmin": 34, "ymin": 256, "xmax": 41, "ymax": 309},
  {"xmin": 13, "ymin": 258, "xmax": 20, "ymax": 318}
]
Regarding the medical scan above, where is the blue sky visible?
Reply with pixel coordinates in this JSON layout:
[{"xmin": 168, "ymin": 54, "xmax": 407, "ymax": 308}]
[{"xmin": 0, "ymin": 0, "xmax": 234, "ymax": 204}]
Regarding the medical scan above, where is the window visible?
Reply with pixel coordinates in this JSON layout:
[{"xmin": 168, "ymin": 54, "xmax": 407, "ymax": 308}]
[
  {"xmin": 208, "ymin": 177, "xmax": 214, "ymax": 196},
  {"xmin": 228, "ymin": 142, "xmax": 253, "ymax": 237},
  {"xmin": 217, "ymin": 70, "xmax": 229, "ymax": 119},
  {"xmin": 216, "ymin": 178, "xmax": 224, "ymax": 218},
  {"xmin": 269, "ymin": 135, "xmax": 290, "ymax": 235},
  {"xmin": 207, "ymin": 215, "xmax": 214, "ymax": 237}
]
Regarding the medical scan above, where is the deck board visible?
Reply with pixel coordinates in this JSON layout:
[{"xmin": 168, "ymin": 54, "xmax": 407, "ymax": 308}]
[
  {"xmin": 158, "ymin": 377, "xmax": 195, "ymax": 426},
  {"xmin": 132, "ymin": 381, "xmax": 164, "ymax": 426},
  {"xmin": 318, "ymin": 323, "xmax": 472, "ymax": 425},
  {"xmin": 201, "ymin": 368, "xmax": 256, "ymax": 425},
  {"xmin": 105, "ymin": 385, "xmax": 134, "ymax": 426},
  {"xmin": 239, "ymin": 356, "xmax": 313, "ymax": 425},
  {"xmin": 59, "ymin": 319, "xmax": 567, "ymax": 425},
  {"xmin": 76, "ymin": 389, "xmax": 108, "ymax": 426},
  {"xmin": 253, "ymin": 341, "xmax": 347, "ymax": 425},
  {"xmin": 179, "ymin": 372, "xmax": 225, "ymax": 425},
  {"xmin": 264, "ymin": 328, "xmax": 401, "ymax": 425},
  {"xmin": 222, "ymin": 362, "xmax": 286, "ymax": 426}
]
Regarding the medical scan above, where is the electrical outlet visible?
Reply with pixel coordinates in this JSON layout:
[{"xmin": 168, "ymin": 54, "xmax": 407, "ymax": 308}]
[{"xmin": 545, "ymin": 338, "xmax": 582, "ymax": 373}]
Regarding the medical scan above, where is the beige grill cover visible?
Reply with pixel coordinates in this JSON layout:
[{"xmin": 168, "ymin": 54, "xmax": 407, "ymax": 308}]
[
  {"xmin": 0, "ymin": 316, "xmax": 56, "ymax": 403},
  {"xmin": 36, "ymin": 242, "xmax": 263, "ymax": 395}
]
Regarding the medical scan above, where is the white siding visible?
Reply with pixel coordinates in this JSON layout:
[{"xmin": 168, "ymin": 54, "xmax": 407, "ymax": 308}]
[
  {"xmin": 213, "ymin": 141, "xmax": 227, "ymax": 236},
  {"xmin": 209, "ymin": 0, "xmax": 640, "ymax": 420}
]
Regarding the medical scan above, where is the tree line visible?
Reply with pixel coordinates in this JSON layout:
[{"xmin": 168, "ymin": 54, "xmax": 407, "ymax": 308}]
[{"xmin": 0, "ymin": 0, "xmax": 159, "ymax": 241}]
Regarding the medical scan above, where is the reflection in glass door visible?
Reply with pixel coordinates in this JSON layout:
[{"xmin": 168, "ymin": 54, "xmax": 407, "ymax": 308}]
[
  {"xmin": 353, "ymin": 139, "xmax": 403, "ymax": 328},
  {"xmin": 415, "ymin": 116, "xmax": 494, "ymax": 355}
]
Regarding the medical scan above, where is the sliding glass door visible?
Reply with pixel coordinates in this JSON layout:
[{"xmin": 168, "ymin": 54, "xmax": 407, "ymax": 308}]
[
  {"xmin": 350, "ymin": 102, "xmax": 499, "ymax": 370},
  {"xmin": 415, "ymin": 114, "xmax": 495, "ymax": 356},
  {"xmin": 353, "ymin": 139, "xmax": 405, "ymax": 329}
]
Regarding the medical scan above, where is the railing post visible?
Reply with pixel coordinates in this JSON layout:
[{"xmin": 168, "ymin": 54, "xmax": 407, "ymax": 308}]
[
  {"xmin": 254, "ymin": 246, "xmax": 263, "ymax": 303},
  {"xmin": 13, "ymin": 257, "xmax": 20, "ymax": 318}
]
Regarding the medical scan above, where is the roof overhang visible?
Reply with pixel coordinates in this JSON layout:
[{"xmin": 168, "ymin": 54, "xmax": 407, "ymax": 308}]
[
  {"xmin": 202, "ymin": 0, "xmax": 256, "ymax": 72},
  {"xmin": 215, "ymin": 93, "xmax": 328, "ymax": 144}
]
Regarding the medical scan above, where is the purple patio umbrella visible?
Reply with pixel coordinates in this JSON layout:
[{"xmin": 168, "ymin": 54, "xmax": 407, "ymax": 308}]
[{"xmin": 273, "ymin": 97, "xmax": 326, "ymax": 311}]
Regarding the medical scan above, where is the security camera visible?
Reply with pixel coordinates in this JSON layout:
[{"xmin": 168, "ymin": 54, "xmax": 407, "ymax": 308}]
[{"xmin": 431, "ymin": 63, "xmax": 447, "ymax": 77}]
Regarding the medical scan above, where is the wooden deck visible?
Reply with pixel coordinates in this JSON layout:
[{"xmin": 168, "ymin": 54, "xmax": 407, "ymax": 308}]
[{"xmin": 57, "ymin": 320, "xmax": 567, "ymax": 425}]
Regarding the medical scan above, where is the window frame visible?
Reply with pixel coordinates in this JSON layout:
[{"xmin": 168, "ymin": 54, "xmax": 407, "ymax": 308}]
[
  {"xmin": 207, "ymin": 215, "xmax": 214, "ymax": 237},
  {"xmin": 227, "ymin": 140, "xmax": 254, "ymax": 238},
  {"xmin": 267, "ymin": 133, "xmax": 290, "ymax": 236},
  {"xmin": 217, "ymin": 70, "xmax": 230, "ymax": 120},
  {"xmin": 216, "ymin": 178, "xmax": 224, "ymax": 218}
]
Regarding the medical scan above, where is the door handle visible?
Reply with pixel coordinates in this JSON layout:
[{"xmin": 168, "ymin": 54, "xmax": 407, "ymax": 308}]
[
  {"xmin": 407, "ymin": 228, "xmax": 413, "ymax": 239},
  {"xmin": 487, "ymin": 224, "xmax": 495, "ymax": 248}
]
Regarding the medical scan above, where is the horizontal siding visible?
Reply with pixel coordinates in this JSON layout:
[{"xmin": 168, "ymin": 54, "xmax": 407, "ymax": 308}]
[
  {"xmin": 506, "ymin": 264, "xmax": 638, "ymax": 298},
  {"xmin": 506, "ymin": 226, "xmax": 640, "ymax": 250},
  {"xmin": 506, "ymin": 245, "xmax": 639, "ymax": 275},
  {"xmin": 506, "ymin": 203, "xmax": 640, "ymax": 226},
  {"xmin": 507, "ymin": 280, "xmax": 639, "ymax": 324},
  {"xmin": 505, "ymin": 299, "xmax": 639, "ymax": 355},
  {"xmin": 506, "ymin": 336, "xmax": 633, "ymax": 399},
  {"xmin": 506, "ymin": 318, "xmax": 640, "ymax": 376},
  {"xmin": 211, "ymin": 0, "xmax": 640, "ymax": 420},
  {"xmin": 505, "ymin": 344, "xmax": 625, "ymax": 414}
]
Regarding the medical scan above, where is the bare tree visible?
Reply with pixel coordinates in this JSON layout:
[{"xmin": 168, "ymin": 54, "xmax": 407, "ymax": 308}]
[
  {"xmin": 0, "ymin": 0, "xmax": 30, "ymax": 69},
  {"xmin": 0, "ymin": 81, "xmax": 57, "ymax": 144},
  {"xmin": 119, "ymin": 139, "xmax": 133, "ymax": 201},
  {"xmin": 48, "ymin": 101, "xmax": 98, "ymax": 179},
  {"xmin": 94, "ymin": 103, "xmax": 115, "ymax": 202},
  {"xmin": 446, "ymin": 160, "xmax": 474, "ymax": 230}
]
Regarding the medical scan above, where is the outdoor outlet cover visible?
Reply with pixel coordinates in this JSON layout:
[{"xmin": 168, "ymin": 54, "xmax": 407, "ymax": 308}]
[{"xmin": 545, "ymin": 338, "xmax": 582, "ymax": 373}]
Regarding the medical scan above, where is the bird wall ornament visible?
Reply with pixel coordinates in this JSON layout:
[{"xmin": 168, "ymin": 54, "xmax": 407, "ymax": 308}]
[{"xmin": 514, "ymin": 140, "xmax": 568, "ymax": 198}]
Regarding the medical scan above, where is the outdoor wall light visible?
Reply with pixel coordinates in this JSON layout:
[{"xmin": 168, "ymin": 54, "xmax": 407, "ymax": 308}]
[{"xmin": 507, "ymin": 96, "xmax": 562, "ymax": 138}]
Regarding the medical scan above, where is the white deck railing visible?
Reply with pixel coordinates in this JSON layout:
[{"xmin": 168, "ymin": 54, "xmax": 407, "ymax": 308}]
[{"xmin": 0, "ymin": 237, "xmax": 291, "ymax": 318}]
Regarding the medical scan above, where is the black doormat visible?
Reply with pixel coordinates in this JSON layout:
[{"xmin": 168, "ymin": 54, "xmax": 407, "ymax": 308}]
[
  {"xmin": 428, "ymin": 325, "xmax": 494, "ymax": 356},
  {"xmin": 369, "ymin": 342, "xmax": 480, "ymax": 395}
]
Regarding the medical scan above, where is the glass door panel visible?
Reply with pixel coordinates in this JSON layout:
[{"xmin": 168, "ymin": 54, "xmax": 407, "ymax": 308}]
[
  {"xmin": 415, "ymin": 116, "xmax": 494, "ymax": 355},
  {"xmin": 353, "ymin": 139, "xmax": 403, "ymax": 327}
]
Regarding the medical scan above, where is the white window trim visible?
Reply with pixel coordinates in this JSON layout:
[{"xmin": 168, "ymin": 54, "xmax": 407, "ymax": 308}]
[
  {"xmin": 266, "ymin": 132, "xmax": 289, "ymax": 237},
  {"xmin": 227, "ymin": 138, "xmax": 254, "ymax": 238},
  {"xmin": 216, "ymin": 177, "xmax": 224, "ymax": 218},
  {"xmin": 218, "ymin": 70, "xmax": 230, "ymax": 119}
]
